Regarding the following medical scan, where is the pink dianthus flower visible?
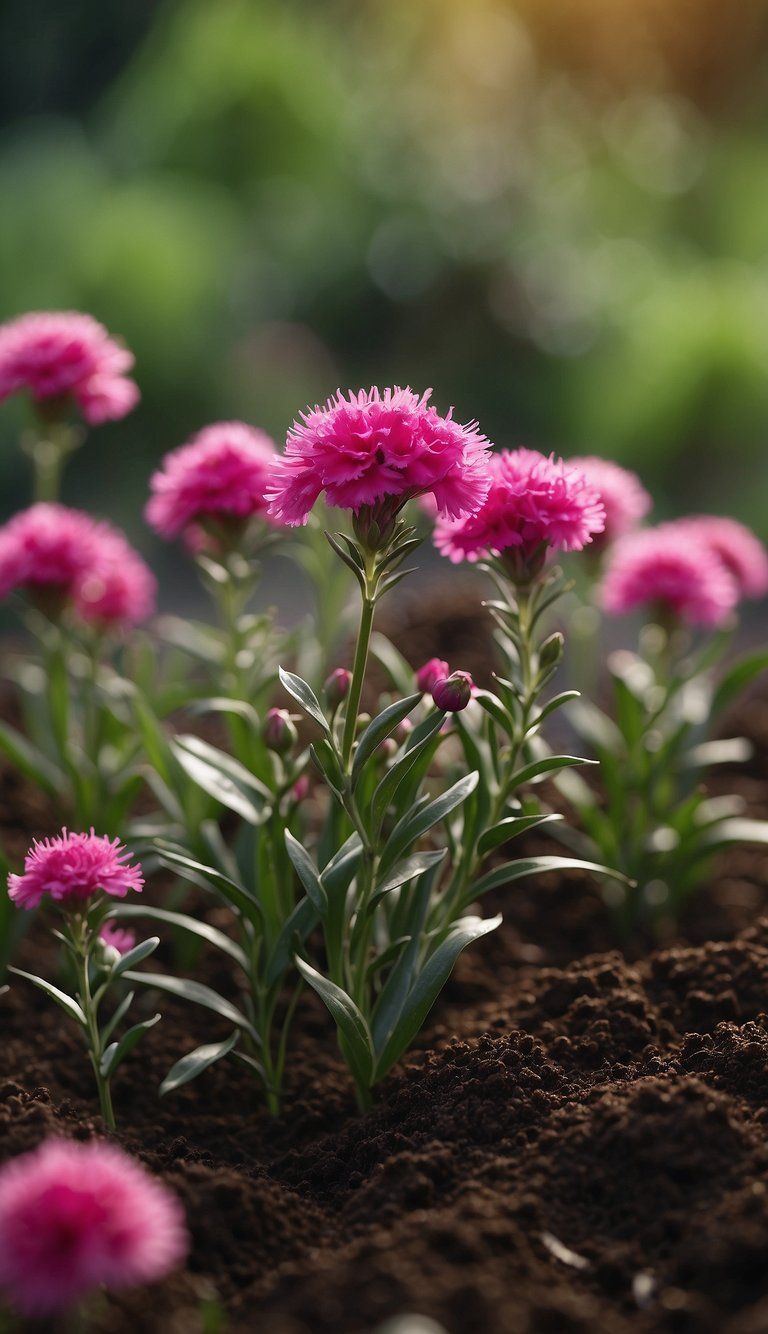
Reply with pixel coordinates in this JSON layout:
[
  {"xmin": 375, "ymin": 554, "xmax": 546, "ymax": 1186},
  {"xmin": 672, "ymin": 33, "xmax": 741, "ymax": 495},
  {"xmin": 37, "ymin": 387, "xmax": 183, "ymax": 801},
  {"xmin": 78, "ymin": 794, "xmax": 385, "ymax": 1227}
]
[
  {"xmin": 568, "ymin": 456, "xmax": 651, "ymax": 544},
  {"xmin": 434, "ymin": 448, "xmax": 605, "ymax": 565},
  {"xmin": 146, "ymin": 421, "xmax": 280, "ymax": 540},
  {"xmin": 675, "ymin": 515, "xmax": 768, "ymax": 600},
  {"xmin": 0, "ymin": 503, "xmax": 98, "ymax": 601},
  {"xmin": 8, "ymin": 829, "xmax": 144, "ymax": 911},
  {"xmin": 600, "ymin": 524, "xmax": 739, "ymax": 627},
  {"xmin": 74, "ymin": 524, "xmax": 156, "ymax": 627},
  {"xmin": 265, "ymin": 387, "xmax": 492, "ymax": 526},
  {"xmin": 0, "ymin": 311, "xmax": 139, "ymax": 425},
  {"xmin": 0, "ymin": 1139, "xmax": 187, "ymax": 1316}
]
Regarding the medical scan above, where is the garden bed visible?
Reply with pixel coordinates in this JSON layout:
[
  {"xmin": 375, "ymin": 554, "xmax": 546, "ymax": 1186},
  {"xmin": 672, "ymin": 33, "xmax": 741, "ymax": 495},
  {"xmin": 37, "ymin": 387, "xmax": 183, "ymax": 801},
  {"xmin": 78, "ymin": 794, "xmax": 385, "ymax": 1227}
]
[{"xmin": 3, "ymin": 680, "xmax": 768, "ymax": 1334}]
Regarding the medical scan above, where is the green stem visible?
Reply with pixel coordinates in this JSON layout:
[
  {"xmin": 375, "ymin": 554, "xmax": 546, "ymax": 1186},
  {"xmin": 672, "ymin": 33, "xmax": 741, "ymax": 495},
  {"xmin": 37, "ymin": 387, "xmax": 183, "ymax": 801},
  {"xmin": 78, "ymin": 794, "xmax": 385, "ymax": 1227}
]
[
  {"xmin": 341, "ymin": 582, "xmax": 377, "ymax": 770},
  {"xmin": 74, "ymin": 923, "xmax": 115, "ymax": 1130}
]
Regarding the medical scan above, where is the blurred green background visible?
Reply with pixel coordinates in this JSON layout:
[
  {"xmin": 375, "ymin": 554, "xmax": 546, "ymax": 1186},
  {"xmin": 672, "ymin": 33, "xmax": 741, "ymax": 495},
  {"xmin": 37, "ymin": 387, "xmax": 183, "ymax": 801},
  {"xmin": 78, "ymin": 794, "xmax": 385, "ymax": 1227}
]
[{"xmin": 2, "ymin": 0, "xmax": 768, "ymax": 568}]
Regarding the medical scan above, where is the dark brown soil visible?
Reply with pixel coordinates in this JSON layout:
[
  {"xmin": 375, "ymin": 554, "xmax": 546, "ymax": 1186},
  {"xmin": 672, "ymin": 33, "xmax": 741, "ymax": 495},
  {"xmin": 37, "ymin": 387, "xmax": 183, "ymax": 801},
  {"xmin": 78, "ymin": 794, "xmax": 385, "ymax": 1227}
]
[{"xmin": 3, "ymin": 674, "xmax": 768, "ymax": 1333}]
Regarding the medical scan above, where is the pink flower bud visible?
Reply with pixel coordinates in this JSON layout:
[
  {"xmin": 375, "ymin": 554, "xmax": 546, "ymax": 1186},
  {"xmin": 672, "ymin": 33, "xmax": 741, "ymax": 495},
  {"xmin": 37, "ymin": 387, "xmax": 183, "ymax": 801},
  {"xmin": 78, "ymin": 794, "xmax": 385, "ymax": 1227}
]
[
  {"xmin": 262, "ymin": 707, "xmax": 298, "ymax": 754},
  {"xmin": 431, "ymin": 671, "xmax": 474, "ymax": 712},
  {"xmin": 416, "ymin": 658, "xmax": 450, "ymax": 693},
  {"xmin": 291, "ymin": 775, "xmax": 310, "ymax": 803},
  {"xmin": 323, "ymin": 667, "xmax": 351, "ymax": 709}
]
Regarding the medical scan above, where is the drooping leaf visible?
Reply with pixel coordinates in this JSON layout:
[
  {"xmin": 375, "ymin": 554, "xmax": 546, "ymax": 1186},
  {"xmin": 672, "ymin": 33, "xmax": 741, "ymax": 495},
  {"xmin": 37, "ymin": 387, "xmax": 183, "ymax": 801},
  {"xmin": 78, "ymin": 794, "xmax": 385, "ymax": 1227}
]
[
  {"xmin": 9, "ymin": 967, "xmax": 86, "ymax": 1025},
  {"xmin": 477, "ymin": 813, "xmax": 564, "ymax": 857},
  {"xmin": 123, "ymin": 971, "xmax": 259, "ymax": 1042},
  {"xmin": 159, "ymin": 1031, "xmax": 240, "ymax": 1096},
  {"xmin": 109, "ymin": 905, "xmax": 248, "ymax": 971},
  {"xmin": 467, "ymin": 855, "xmax": 631, "ymax": 908},
  {"xmin": 506, "ymin": 754, "xmax": 595, "ymax": 790}
]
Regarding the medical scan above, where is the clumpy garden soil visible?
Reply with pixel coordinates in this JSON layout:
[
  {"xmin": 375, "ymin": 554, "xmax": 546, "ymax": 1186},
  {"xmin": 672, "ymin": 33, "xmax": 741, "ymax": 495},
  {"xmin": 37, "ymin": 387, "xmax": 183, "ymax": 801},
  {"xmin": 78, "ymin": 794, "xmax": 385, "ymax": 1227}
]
[{"xmin": 3, "ymin": 675, "xmax": 768, "ymax": 1332}]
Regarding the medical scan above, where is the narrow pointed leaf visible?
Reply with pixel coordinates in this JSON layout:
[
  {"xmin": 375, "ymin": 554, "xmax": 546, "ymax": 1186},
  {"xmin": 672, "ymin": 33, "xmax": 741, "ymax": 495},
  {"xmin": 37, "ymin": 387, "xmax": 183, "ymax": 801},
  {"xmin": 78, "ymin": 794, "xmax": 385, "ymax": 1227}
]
[
  {"xmin": 370, "ymin": 850, "xmax": 447, "ymax": 909},
  {"xmin": 0, "ymin": 721, "xmax": 63, "ymax": 793},
  {"xmin": 351, "ymin": 693, "xmax": 422, "ymax": 786},
  {"xmin": 373, "ymin": 916, "xmax": 501, "ymax": 1080},
  {"xmin": 295, "ymin": 957, "xmax": 373, "ymax": 1091},
  {"xmin": 507, "ymin": 754, "xmax": 595, "ymax": 790},
  {"xmin": 100, "ymin": 1013, "xmax": 161, "ymax": 1078},
  {"xmin": 110, "ymin": 936, "xmax": 160, "ymax": 978},
  {"xmin": 713, "ymin": 650, "xmax": 768, "ymax": 717},
  {"xmin": 379, "ymin": 771, "xmax": 479, "ymax": 875},
  {"xmin": 9, "ymin": 968, "xmax": 86, "ymax": 1025},
  {"xmin": 265, "ymin": 896, "xmax": 320, "ymax": 987},
  {"xmin": 477, "ymin": 813, "xmax": 564, "ymax": 857},
  {"xmin": 467, "ymin": 855, "xmax": 632, "ymax": 907},
  {"xmin": 109, "ymin": 905, "xmax": 248, "ymax": 971},
  {"xmin": 371, "ymin": 711, "xmax": 446, "ymax": 833},
  {"xmin": 123, "ymin": 971, "xmax": 259, "ymax": 1043},
  {"xmin": 285, "ymin": 831, "xmax": 328, "ymax": 914},
  {"xmin": 159, "ymin": 1031, "xmax": 240, "ymax": 1096},
  {"xmin": 278, "ymin": 668, "xmax": 330, "ymax": 734}
]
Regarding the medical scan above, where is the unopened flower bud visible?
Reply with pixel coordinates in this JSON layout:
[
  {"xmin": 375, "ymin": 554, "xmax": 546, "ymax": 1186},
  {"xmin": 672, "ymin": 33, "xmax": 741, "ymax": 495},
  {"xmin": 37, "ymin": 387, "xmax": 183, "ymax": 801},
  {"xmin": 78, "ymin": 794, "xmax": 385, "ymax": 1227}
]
[
  {"xmin": 262, "ymin": 707, "xmax": 298, "ymax": 754},
  {"xmin": 431, "ymin": 671, "xmax": 473, "ymax": 713},
  {"xmin": 323, "ymin": 667, "xmax": 351, "ymax": 710},
  {"xmin": 377, "ymin": 737, "xmax": 398, "ymax": 761},
  {"xmin": 416, "ymin": 658, "xmax": 450, "ymax": 693},
  {"xmin": 538, "ymin": 632, "xmax": 564, "ymax": 673},
  {"xmin": 395, "ymin": 717, "xmax": 414, "ymax": 744},
  {"xmin": 291, "ymin": 774, "xmax": 310, "ymax": 803}
]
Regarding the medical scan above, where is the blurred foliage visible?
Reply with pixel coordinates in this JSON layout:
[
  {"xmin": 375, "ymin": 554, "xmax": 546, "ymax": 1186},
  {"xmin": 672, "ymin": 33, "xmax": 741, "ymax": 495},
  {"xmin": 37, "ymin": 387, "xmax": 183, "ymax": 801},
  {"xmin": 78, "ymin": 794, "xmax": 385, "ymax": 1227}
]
[{"xmin": 1, "ymin": 0, "xmax": 768, "ymax": 555}]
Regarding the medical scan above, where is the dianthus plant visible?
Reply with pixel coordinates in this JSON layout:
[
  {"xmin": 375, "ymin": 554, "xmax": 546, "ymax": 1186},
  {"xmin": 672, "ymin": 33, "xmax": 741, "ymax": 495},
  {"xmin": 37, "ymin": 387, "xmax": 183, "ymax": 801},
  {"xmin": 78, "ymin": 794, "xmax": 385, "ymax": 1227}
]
[
  {"xmin": 8, "ymin": 830, "xmax": 159, "ymax": 1129},
  {"xmin": 248, "ymin": 398, "xmax": 624, "ymax": 1109},
  {"xmin": 556, "ymin": 520, "xmax": 768, "ymax": 932}
]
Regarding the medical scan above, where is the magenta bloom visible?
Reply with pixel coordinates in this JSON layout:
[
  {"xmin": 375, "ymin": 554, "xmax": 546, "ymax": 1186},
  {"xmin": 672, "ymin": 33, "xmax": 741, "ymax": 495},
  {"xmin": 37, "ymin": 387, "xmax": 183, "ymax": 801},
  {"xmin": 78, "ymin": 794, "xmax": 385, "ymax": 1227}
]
[
  {"xmin": 8, "ymin": 829, "xmax": 144, "ymax": 911},
  {"xmin": 431, "ymin": 670, "xmax": 474, "ymax": 712},
  {"xmin": 0, "ymin": 311, "xmax": 138, "ymax": 425},
  {"xmin": 0, "ymin": 503, "xmax": 98, "ymax": 601},
  {"xmin": 146, "ymin": 421, "xmax": 280, "ymax": 540},
  {"xmin": 0, "ymin": 1139, "xmax": 187, "ymax": 1316},
  {"xmin": 568, "ymin": 456, "xmax": 651, "ymax": 544},
  {"xmin": 74, "ymin": 524, "xmax": 156, "ymax": 627},
  {"xmin": 434, "ymin": 448, "xmax": 605, "ymax": 564},
  {"xmin": 416, "ymin": 658, "xmax": 451, "ymax": 693},
  {"xmin": 265, "ymin": 387, "xmax": 492, "ymax": 526},
  {"xmin": 99, "ymin": 921, "xmax": 137, "ymax": 956},
  {"xmin": 601, "ymin": 524, "xmax": 739, "ymax": 627},
  {"xmin": 675, "ymin": 515, "xmax": 768, "ymax": 600}
]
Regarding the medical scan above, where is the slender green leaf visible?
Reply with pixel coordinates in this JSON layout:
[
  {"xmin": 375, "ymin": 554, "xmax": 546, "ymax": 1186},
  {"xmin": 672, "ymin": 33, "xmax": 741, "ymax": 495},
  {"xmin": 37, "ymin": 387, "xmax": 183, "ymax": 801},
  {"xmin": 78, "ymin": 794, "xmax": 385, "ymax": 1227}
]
[
  {"xmin": 285, "ymin": 831, "xmax": 328, "ymax": 914},
  {"xmin": 9, "ymin": 967, "xmax": 85, "ymax": 1025},
  {"xmin": 320, "ymin": 832, "xmax": 363, "ymax": 896},
  {"xmin": 278, "ymin": 668, "xmax": 330, "ymax": 734},
  {"xmin": 295, "ymin": 957, "xmax": 374, "ymax": 1091},
  {"xmin": 507, "ymin": 754, "xmax": 595, "ymax": 790},
  {"xmin": 265, "ymin": 895, "xmax": 320, "ymax": 987},
  {"xmin": 101, "ymin": 990, "xmax": 135, "ymax": 1045},
  {"xmin": 369, "ymin": 632, "xmax": 417, "ymax": 696},
  {"xmin": 351, "ymin": 694, "xmax": 422, "ymax": 787},
  {"xmin": 685, "ymin": 738, "xmax": 752, "ymax": 769},
  {"xmin": 109, "ymin": 905, "xmax": 248, "ymax": 971},
  {"xmin": 371, "ymin": 711, "xmax": 445, "ymax": 832},
  {"xmin": 109, "ymin": 936, "xmax": 159, "ymax": 978},
  {"xmin": 380, "ymin": 771, "xmax": 479, "ymax": 875},
  {"xmin": 159, "ymin": 1031, "xmax": 239, "ymax": 1096},
  {"xmin": 373, "ymin": 916, "xmax": 501, "ymax": 1079},
  {"xmin": 153, "ymin": 844, "xmax": 262, "ymax": 927},
  {"xmin": 123, "ymin": 971, "xmax": 259, "ymax": 1042},
  {"xmin": 100, "ymin": 1013, "xmax": 161, "ymax": 1078},
  {"xmin": 467, "ymin": 855, "xmax": 631, "ymax": 906},
  {"xmin": 477, "ymin": 813, "xmax": 564, "ymax": 857},
  {"xmin": 370, "ymin": 850, "xmax": 447, "ymax": 908}
]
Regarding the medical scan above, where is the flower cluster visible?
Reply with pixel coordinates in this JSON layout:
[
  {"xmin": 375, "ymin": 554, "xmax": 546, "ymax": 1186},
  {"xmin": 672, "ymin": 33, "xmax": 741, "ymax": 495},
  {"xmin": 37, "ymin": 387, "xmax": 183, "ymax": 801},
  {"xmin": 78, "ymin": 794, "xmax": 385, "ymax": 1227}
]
[
  {"xmin": 601, "ymin": 517, "xmax": 768, "ymax": 626},
  {"xmin": 0, "ymin": 311, "xmax": 139, "ymax": 425},
  {"xmin": 0, "ymin": 1139, "xmax": 187, "ymax": 1316},
  {"xmin": 8, "ymin": 828, "xmax": 144, "ymax": 910},
  {"xmin": 146, "ymin": 421, "xmax": 280, "ymax": 541},
  {"xmin": 0, "ymin": 503, "xmax": 155, "ymax": 627},
  {"xmin": 265, "ymin": 386, "xmax": 492, "ymax": 525},
  {"xmin": 433, "ymin": 448, "xmax": 605, "ymax": 567}
]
